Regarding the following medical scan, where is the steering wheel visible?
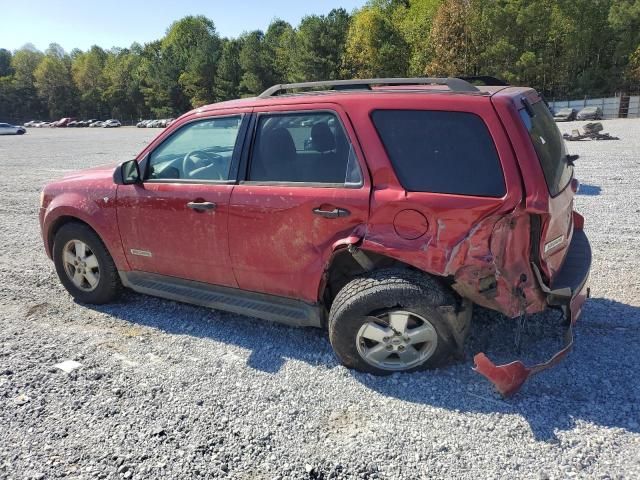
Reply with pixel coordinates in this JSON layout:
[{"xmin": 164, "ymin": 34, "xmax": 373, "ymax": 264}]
[{"xmin": 182, "ymin": 150, "xmax": 223, "ymax": 179}]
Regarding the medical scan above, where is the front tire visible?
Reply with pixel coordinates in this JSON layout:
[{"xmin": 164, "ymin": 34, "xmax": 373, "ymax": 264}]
[
  {"xmin": 328, "ymin": 269, "xmax": 457, "ymax": 375},
  {"xmin": 53, "ymin": 223, "xmax": 122, "ymax": 304}
]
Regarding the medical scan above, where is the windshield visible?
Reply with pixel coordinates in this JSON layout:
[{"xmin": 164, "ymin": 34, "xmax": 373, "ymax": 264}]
[{"xmin": 520, "ymin": 101, "xmax": 573, "ymax": 196}]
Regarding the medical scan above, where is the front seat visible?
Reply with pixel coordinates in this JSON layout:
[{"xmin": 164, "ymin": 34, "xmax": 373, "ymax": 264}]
[
  {"xmin": 251, "ymin": 127, "xmax": 298, "ymax": 182},
  {"xmin": 308, "ymin": 122, "xmax": 346, "ymax": 183},
  {"xmin": 311, "ymin": 122, "xmax": 336, "ymax": 153}
]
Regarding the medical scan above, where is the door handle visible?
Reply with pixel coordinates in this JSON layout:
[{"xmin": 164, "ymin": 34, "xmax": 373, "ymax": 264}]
[
  {"xmin": 187, "ymin": 201, "xmax": 217, "ymax": 212},
  {"xmin": 312, "ymin": 207, "xmax": 350, "ymax": 219}
]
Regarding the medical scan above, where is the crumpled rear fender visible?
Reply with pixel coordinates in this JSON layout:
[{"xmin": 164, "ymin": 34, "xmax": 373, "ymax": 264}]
[{"xmin": 344, "ymin": 208, "xmax": 546, "ymax": 319}]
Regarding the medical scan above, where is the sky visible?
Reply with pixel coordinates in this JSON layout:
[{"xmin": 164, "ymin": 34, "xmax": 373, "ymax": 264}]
[{"xmin": 0, "ymin": 0, "xmax": 368, "ymax": 53}]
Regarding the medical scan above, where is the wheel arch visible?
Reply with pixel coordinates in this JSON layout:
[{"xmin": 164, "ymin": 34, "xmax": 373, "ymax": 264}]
[
  {"xmin": 319, "ymin": 245, "xmax": 456, "ymax": 313},
  {"xmin": 48, "ymin": 215, "xmax": 93, "ymax": 254},
  {"xmin": 46, "ymin": 213, "xmax": 129, "ymax": 271}
]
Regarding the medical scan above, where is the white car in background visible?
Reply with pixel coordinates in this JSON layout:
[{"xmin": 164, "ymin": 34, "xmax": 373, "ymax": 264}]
[
  {"xmin": 103, "ymin": 119, "xmax": 121, "ymax": 128},
  {"xmin": 0, "ymin": 123, "xmax": 26, "ymax": 135}
]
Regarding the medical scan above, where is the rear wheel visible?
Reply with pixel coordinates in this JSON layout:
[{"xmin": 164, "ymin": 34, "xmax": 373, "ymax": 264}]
[
  {"xmin": 328, "ymin": 269, "xmax": 456, "ymax": 374},
  {"xmin": 53, "ymin": 223, "xmax": 122, "ymax": 304}
]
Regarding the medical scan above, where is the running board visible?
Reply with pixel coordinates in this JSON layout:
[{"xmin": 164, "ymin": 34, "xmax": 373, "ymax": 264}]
[{"xmin": 119, "ymin": 271, "xmax": 323, "ymax": 328}]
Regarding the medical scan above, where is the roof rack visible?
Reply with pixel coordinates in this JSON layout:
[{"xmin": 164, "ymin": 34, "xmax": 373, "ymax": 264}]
[{"xmin": 258, "ymin": 77, "xmax": 480, "ymax": 98}]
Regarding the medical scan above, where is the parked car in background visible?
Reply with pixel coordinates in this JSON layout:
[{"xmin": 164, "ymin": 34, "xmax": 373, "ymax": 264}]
[
  {"xmin": 67, "ymin": 121, "xmax": 80, "ymax": 128},
  {"xmin": 103, "ymin": 119, "xmax": 121, "ymax": 128},
  {"xmin": 553, "ymin": 108, "xmax": 577, "ymax": 122},
  {"xmin": 39, "ymin": 77, "xmax": 592, "ymax": 396},
  {"xmin": 140, "ymin": 119, "xmax": 174, "ymax": 128},
  {"xmin": 58, "ymin": 118, "xmax": 75, "ymax": 127},
  {"xmin": 54, "ymin": 117, "xmax": 77, "ymax": 127},
  {"xmin": 577, "ymin": 106, "xmax": 603, "ymax": 120},
  {"xmin": 24, "ymin": 120, "xmax": 44, "ymax": 127},
  {"xmin": 0, "ymin": 123, "xmax": 27, "ymax": 135},
  {"xmin": 89, "ymin": 121, "xmax": 104, "ymax": 128}
]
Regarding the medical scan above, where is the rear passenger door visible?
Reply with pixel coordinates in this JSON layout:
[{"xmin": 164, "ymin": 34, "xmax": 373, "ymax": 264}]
[{"xmin": 227, "ymin": 106, "xmax": 370, "ymax": 302}]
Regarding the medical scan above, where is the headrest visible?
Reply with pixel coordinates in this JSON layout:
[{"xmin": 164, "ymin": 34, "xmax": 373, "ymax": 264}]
[{"xmin": 310, "ymin": 122, "xmax": 336, "ymax": 153}]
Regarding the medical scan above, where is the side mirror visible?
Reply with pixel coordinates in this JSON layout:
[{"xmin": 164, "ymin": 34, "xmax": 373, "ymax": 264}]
[{"xmin": 113, "ymin": 160, "xmax": 141, "ymax": 185}]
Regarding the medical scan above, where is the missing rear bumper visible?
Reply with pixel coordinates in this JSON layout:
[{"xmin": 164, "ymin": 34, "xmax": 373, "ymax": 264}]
[
  {"xmin": 472, "ymin": 228, "xmax": 591, "ymax": 397},
  {"xmin": 473, "ymin": 322, "xmax": 574, "ymax": 397}
]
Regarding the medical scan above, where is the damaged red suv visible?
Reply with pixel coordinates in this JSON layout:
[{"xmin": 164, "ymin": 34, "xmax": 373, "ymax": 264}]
[{"xmin": 39, "ymin": 78, "xmax": 591, "ymax": 395}]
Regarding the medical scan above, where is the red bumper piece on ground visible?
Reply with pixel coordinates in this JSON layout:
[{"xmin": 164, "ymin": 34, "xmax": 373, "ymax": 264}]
[{"xmin": 473, "ymin": 324, "xmax": 574, "ymax": 397}]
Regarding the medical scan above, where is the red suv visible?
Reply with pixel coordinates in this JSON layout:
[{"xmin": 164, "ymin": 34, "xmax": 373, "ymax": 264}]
[{"xmin": 39, "ymin": 78, "xmax": 591, "ymax": 395}]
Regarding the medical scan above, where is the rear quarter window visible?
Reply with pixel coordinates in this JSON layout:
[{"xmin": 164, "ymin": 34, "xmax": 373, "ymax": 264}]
[
  {"xmin": 519, "ymin": 101, "xmax": 572, "ymax": 197},
  {"xmin": 371, "ymin": 110, "xmax": 506, "ymax": 196}
]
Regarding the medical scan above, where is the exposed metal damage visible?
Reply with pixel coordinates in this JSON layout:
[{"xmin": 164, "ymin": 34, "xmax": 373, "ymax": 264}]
[{"xmin": 335, "ymin": 205, "xmax": 589, "ymax": 396}]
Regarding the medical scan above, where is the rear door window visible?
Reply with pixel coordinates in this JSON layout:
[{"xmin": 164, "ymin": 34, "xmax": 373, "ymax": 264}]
[
  {"xmin": 519, "ymin": 101, "xmax": 572, "ymax": 196},
  {"xmin": 371, "ymin": 110, "xmax": 505, "ymax": 196},
  {"xmin": 247, "ymin": 111, "xmax": 363, "ymax": 186}
]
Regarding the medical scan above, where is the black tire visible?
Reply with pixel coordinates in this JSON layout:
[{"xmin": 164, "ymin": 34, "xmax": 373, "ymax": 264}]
[
  {"xmin": 53, "ymin": 222, "xmax": 122, "ymax": 304},
  {"xmin": 16, "ymin": 130, "xmax": 25, "ymax": 135},
  {"xmin": 328, "ymin": 268, "xmax": 457, "ymax": 375}
]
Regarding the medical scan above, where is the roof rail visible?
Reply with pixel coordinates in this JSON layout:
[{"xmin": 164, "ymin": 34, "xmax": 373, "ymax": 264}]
[{"xmin": 258, "ymin": 77, "xmax": 480, "ymax": 98}]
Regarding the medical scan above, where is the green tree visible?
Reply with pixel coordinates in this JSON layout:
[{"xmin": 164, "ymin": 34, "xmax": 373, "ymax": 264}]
[
  {"xmin": 609, "ymin": 0, "xmax": 640, "ymax": 86},
  {"xmin": 0, "ymin": 49, "xmax": 12, "ymax": 77},
  {"xmin": 393, "ymin": 0, "xmax": 443, "ymax": 75},
  {"xmin": 72, "ymin": 46, "xmax": 108, "ymax": 117},
  {"xmin": 103, "ymin": 45, "xmax": 147, "ymax": 119},
  {"xmin": 162, "ymin": 15, "xmax": 222, "ymax": 108},
  {"xmin": 215, "ymin": 38, "xmax": 243, "ymax": 101},
  {"xmin": 34, "ymin": 45, "xmax": 77, "ymax": 119},
  {"xmin": 238, "ymin": 30, "xmax": 273, "ymax": 95},
  {"xmin": 344, "ymin": 5, "xmax": 409, "ymax": 77},
  {"xmin": 264, "ymin": 19, "xmax": 295, "ymax": 83},
  {"xmin": 289, "ymin": 8, "xmax": 351, "ymax": 81},
  {"xmin": 8, "ymin": 46, "xmax": 46, "ymax": 121},
  {"xmin": 139, "ymin": 40, "xmax": 177, "ymax": 117}
]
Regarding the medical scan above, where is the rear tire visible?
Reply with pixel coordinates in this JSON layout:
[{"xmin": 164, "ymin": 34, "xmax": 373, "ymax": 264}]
[
  {"xmin": 53, "ymin": 223, "xmax": 122, "ymax": 304},
  {"xmin": 328, "ymin": 269, "xmax": 457, "ymax": 375}
]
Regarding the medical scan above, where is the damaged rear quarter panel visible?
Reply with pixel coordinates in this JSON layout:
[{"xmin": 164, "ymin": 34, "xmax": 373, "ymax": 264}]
[{"xmin": 343, "ymin": 94, "xmax": 546, "ymax": 318}]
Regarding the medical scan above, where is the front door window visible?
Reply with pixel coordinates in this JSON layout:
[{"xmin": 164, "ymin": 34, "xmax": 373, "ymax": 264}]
[{"xmin": 147, "ymin": 116, "xmax": 242, "ymax": 181}]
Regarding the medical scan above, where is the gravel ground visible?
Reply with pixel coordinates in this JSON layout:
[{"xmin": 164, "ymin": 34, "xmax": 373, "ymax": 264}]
[{"xmin": 0, "ymin": 122, "xmax": 639, "ymax": 479}]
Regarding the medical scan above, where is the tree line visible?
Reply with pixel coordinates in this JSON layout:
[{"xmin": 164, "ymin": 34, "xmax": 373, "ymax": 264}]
[{"xmin": 1, "ymin": 0, "xmax": 639, "ymax": 123}]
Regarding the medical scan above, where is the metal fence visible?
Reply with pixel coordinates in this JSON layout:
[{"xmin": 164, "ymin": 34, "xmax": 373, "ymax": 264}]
[{"xmin": 549, "ymin": 95, "xmax": 640, "ymax": 119}]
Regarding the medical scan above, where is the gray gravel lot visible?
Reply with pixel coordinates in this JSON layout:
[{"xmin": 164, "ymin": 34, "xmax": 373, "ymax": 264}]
[{"xmin": 1, "ymin": 122, "xmax": 639, "ymax": 479}]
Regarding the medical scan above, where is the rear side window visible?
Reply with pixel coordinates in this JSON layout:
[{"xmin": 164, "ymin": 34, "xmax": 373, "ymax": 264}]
[
  {"xmin": 519, "ymin": 101, "xmax": 572, "ymax": 196},
  {"xmin": 371, "ymin": 110, "xmax": 505, "ymax": 196},
  {"xmin": 248, "ymin": 111, "xmax": 362, "ymax": 186}
]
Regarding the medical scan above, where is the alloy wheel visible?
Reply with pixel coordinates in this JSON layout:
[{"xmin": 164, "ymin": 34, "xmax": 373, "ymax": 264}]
[
  {"xmin": 62, "ymin": 239, "xmax": 100, "ymax": 292},
  {"xmin": 356, "ymin": 310, "xmax": 438, "ymax": 371}
]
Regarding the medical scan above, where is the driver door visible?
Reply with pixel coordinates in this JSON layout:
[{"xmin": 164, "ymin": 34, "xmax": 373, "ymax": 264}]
[{"xmin": 116, "ymin": 113, "xmax": 249, "ymax": 288}]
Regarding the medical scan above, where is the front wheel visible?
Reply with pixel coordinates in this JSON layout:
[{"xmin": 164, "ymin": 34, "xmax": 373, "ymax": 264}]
[
  {"xmin": 328, "ymin": 269, "xmax": 457, "ymax": 375},
  {"xmin": 53, "ymin": 223, "xmax": 122, "ymax": 304}
]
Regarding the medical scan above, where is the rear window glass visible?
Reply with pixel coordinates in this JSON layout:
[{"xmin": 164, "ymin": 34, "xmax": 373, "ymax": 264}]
[
  {"xmin": 519, "ymin": 101, "xmax": 572, "ymax": 196},
  {"xmin": 371, "ymin": 110, "xmax": 505, "ymax": 196}
]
